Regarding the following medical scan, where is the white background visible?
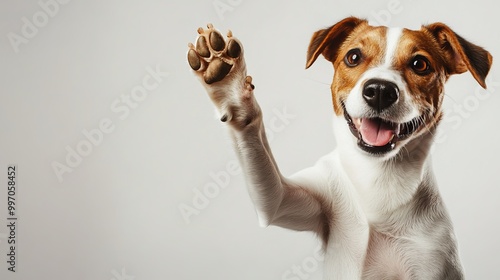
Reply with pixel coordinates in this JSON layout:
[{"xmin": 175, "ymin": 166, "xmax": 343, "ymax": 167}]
[{"xmin": 1, "ymin": 0, "xmax": 499, "ymax": 279}]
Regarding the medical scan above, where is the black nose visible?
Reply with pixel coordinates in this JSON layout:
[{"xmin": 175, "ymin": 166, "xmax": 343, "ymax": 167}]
[{"xmin": 362, "ymin": 79, "xmax": 399, "ymax": 112}]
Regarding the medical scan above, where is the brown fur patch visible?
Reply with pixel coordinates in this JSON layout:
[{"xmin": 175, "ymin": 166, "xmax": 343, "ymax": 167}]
[
  {"xmin": 424, "ymin": 23, "xmax": 493, "ymax": 88},
  {"xmin": 329, "ymin": 26, "xmax": 388, "ymax": 115},
  {"xmin": 393, "ymin": 29, "xmax": 448, "ymax": 131}
]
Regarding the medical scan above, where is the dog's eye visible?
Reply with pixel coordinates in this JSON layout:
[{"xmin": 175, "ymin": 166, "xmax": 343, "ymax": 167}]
[
  {"xmin": 344, "ymin": 49, "xmax": 362, "ymax": 67},
  {"xmin": 410, "ymin": 55, "xmax": 431, "ymax": 75}
]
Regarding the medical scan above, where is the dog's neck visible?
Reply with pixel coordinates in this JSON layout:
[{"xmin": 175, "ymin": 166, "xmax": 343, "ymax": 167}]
[{"xmin": 332, "ymin": 115, "xmax": 436, "ymax": 222}]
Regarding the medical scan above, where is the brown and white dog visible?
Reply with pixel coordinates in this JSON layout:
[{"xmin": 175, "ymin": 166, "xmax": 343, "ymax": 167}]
[{"xmin": 187, "ymin": 17, "xmax": 492, "ymax": 279}]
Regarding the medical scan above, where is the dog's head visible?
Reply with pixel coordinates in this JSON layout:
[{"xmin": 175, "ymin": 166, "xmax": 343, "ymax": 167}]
[{"xmin": 306, "ymin": 17, "xmax": 492, "ymax": 157}]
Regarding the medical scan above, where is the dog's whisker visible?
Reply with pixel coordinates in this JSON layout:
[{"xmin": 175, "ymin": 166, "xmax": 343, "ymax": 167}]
[{"xmin": 305, "ymin": 77, "xmax": 332, "ymax": 87}]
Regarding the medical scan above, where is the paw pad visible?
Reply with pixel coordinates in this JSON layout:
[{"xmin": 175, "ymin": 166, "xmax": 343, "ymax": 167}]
[
  {"xmin": 227, "ymin": 40, "xmax": 241, "ymax": 58},
  {"xmin": 187, "ymin": 48, "xmax": 201, "ymax": 71},
  {"xmin": 209, "ymin": 31, "xmax": 225, "ymax": 52},
  {"xmin": 187, "ymin": 24, "xmax": 243, "ymax": 84},
  {"xmin": 195, "ymin": 36, "xmax": 210, "ymax": 58}
]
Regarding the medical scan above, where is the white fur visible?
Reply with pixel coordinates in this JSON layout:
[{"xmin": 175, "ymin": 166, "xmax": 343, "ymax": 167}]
[
  {"xmin": 384, "ymin": 28, "xmax": 403, "ymax": 66},
  {"xmin": 192, "ymin": 25, "xmax": 465, "ymax": 280}
]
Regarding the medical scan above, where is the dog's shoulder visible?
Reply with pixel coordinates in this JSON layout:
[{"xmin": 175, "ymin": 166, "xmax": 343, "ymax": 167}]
[{"xmin": 288, "ymin": 150, "xmax": 342, "ymax": 193}]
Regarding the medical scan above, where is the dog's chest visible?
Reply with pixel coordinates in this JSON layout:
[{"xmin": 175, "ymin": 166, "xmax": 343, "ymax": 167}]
[
  {"xmin": 362, "ymin": 230, "xmax": 408, "ymax": 279},
  {"xmin": 340, "ymin": 155, "xmax": 423, "ymax": 222},
  {"xmin": 361, "ymin": 226, "xmax": 445, "ymax": 280},
  {"xmin": 326, "ymin": 153, "xmax": 439, "ymax": 278},
  {"xmin": 324, "ymin": 219, "xmax": 438, "ymax": 280}
]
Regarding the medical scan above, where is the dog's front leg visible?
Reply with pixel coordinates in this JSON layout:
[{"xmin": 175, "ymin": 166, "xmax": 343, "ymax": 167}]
[{"xmin": 187, "ymin": 25, "xmax": 328, "ymax": 234}]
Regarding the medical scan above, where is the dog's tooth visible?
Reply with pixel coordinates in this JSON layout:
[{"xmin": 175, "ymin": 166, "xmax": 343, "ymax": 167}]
[{"xmin": 354, "ymin": 118, "xmax": 362, "ymax": 127}]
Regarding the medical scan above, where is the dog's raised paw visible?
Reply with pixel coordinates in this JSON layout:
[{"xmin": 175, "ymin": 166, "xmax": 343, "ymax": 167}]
[{"xmin": 187, "ymin": 24, "xmax": 243, "ymax": 85}]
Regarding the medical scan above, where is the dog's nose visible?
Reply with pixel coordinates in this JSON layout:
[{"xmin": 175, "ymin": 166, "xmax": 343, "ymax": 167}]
[{"xmin": 362, "ymin": 79, "xmax": 399, "ymax": 112}]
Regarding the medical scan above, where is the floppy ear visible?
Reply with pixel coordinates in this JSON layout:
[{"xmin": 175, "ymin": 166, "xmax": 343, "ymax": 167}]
[
  {"xmin": 424, "ymin": 23, "xmax": 493, "ymax": 88},
  {"xmin": 306, "ymin": 17, "xmax": 367, "ymax": 69}
]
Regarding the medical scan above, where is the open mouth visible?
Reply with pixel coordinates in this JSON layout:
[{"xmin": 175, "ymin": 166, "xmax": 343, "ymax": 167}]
[{"xmin": 343, "ymin": 109, "xmax": 423, "ymax": 155}]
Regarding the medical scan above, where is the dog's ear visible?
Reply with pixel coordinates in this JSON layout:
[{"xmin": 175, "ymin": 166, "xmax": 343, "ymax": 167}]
[
  {"xmin": 424, "ymin": 23, "xmax": 493, "ymax": 88},
  {"xmin": 306, "ymin": 17, "xmax": 367, "ymax": 69}
]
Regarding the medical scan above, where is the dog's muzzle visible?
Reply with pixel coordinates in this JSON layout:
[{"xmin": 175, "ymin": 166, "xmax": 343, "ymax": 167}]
[{"xmin": 343, "ymin": 79, "xmax": 422, "ymax": 155}]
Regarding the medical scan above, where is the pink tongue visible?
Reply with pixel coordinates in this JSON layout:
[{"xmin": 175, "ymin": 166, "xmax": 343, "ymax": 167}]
[{"xmin": 359, "ymin": 118, "xmax": 395, "ymax": 147}]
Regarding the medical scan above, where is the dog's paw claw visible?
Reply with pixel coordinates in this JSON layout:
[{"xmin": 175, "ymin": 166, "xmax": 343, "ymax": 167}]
[{"xmin": 245, "ymin": 75, "xmax": 255, "ymax": 90}]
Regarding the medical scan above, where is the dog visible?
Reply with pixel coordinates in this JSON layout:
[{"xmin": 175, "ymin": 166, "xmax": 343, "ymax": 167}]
[{"xmin": 186, "ymin": 17, "xmax": 492, "ymax": 279}]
